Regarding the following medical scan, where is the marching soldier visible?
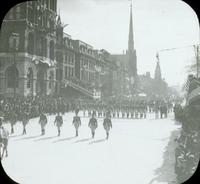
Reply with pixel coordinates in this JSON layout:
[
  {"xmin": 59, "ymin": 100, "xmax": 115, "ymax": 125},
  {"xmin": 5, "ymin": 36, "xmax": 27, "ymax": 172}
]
[
  {"xmin": 88, "ymin": 111, "xmax": 98, "ymax": 138},
  {"xmin": 72, "ymin": 109, "xmax": 81, "ymax": 137},
  {"xmin": 39, "ymin": 112, "xmax": 47, "ymax": 135},
  {"xmin": 103, "ymin": 111, "xmax": 112, "ymax": 139},
  {"xmin": 22, "ymin": 111, "xmax": 29, "ymax": 135},
  {"xmin": 54, "ymin": 112, "xmax": 63, "ymax": 136},
  {"xmin": 9, "ymin": 110, "xmax": 17, "ymax": 134},
  {"xmin": 0, "ymin": 117, "xmax": 9, "ymax": 159}
]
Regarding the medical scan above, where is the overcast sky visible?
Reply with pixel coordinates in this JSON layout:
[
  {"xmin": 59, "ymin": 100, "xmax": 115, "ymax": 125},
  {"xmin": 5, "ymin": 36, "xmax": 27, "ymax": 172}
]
[{"xmin": 57, "ymin": 0, "xmax": 199, "ymax": 87}]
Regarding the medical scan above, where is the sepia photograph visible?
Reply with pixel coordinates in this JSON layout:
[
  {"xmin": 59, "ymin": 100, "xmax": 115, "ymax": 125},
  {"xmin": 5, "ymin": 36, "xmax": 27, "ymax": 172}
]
[{"xmin": 0, "ymin": 0, "xmax": 199, "ymax": 183}]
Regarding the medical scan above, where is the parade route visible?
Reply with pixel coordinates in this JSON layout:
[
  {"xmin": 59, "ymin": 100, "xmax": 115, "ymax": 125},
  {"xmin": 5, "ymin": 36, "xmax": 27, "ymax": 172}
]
[{"xmin": 1, "ymin": 112, "xmax": 181, "ymax": 184}]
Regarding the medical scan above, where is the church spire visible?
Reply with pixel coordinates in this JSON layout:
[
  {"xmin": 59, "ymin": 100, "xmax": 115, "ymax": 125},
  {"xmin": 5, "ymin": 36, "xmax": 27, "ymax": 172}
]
[
  {"xmin": 127, "ymin": 1, "xmax": 137, "ymax": 78},
  {"xmin": 128, "ymin": 2, "xmax": 134, "ymax": 51}
]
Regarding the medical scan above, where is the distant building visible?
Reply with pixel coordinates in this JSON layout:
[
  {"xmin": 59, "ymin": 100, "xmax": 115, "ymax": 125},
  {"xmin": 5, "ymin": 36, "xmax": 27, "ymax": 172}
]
[
  {"xmin": 110, "ymin": 4, "xmax": 169, "ymax": 99},
  {"xmin": 110, "ymin": 3, "xmax": 137, "ymax": 96}
]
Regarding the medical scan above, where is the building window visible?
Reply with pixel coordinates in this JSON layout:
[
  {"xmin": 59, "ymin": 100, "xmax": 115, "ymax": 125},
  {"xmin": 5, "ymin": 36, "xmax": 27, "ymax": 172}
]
[
  {"xmin": 44, "ymin": 38, "xmax": 47, "ymax": 57},
  {"xmin": 9, "ymin": 34, "xmax": 20, "ymax": 51},
  {"xmin": 40, "ymin": 37, "xmax": 47, "ymax": 57},
  {"xmin": 6, "ymin": 66, "xmax": 19, "ymax": 88},
  {"xmin": 49, "ymin": 41, "xmax": 54, "ymax": 60},
  {"xmin": 27, "ymin": 67, "xmax": 33, "ymax": 88},
  {"xmin": 65, "ymin": 67, "xmax": 67, "ymax": 79},
  {"xmin": 49, "ymin": 71, "xmax": 54, "ymax": 89},
  {"xmin": 28, "ymin": 33, "xmax": 34, "ymax": 54},
  {"xmin": 16, "ymin": 6, "xmax": 21, "ymax": 19},
  {"xmin": 65, "ymin": 53, "xmax": 67, "ymax": 63},
  {"xmin": 28, "ymin": 8, "xmax": 34, "ymax": 22}
]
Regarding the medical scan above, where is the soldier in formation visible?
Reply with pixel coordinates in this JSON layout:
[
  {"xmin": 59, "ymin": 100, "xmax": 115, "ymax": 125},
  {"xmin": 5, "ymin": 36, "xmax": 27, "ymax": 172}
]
[
  {"xmin": 54, "ymin": 112, "xmax": 63, "ymax": 136},
  {"xmin": 39, "ymin": 112, "xmax": 48, "ymax": 135},
  {"xmin": 21, "ymin": 111, "xmax": 29, "ymax": 135},
  {"xmin": 72, "ymin": 109, "xmax": 81, "ymax": 137},
  {"xmin": 0, "ymin": 118, "xmax": 9, "ymax": 159},
  {"xmin": 88, "ymin": 111, "xmax": 98, "ymax": 138},
  {"xmin": 103, "ymin": 111, "xmax": 112, "ymax": 139}
]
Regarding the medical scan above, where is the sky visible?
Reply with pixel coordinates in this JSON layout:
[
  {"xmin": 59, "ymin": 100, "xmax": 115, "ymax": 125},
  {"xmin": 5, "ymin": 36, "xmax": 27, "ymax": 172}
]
[{"xmin": 57, "ymin": 0, "xmax": 199, "ymax": 87}]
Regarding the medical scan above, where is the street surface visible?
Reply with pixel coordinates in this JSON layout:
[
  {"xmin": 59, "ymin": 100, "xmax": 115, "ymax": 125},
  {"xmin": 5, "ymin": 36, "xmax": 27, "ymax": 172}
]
[{"xmin": 1, "ymin": 112, "xmax": 181, "ymax": 184}]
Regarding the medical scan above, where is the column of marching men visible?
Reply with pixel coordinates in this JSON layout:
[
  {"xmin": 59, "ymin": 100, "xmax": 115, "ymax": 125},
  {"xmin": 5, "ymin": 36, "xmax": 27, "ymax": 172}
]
[
  {"xmin": 38, "ymin": 109, "xmax": 112, "ymax": 139},
  {"xmin": 0, "ymin": 95, "xmax": 173, "ymax": 160}
]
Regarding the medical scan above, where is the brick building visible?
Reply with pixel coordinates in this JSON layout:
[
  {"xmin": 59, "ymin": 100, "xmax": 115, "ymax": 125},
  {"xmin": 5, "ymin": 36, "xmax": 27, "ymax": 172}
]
[{"xmin": 0, "ymin": 0, "xmax": 116, "ymax": 98}]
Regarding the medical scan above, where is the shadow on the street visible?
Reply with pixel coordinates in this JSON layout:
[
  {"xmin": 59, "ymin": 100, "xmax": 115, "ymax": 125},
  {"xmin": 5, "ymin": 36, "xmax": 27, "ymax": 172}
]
[
  {"xmin": 14, "ymin": 135, "xmax": 41, "ymax": 141},
  {"xmin": 74, "ymin": 138, "xmax": 92, "ymax": 143},
  {"xmin": 53, "ymin": 136, "xmax": 76, "ymax": 143},
  {"xmin": 34, "ymin": 135, "xmax": 58, "ymax": 141},
  {"xmin": 9, "ymin": 134, "xmax": 23, "ymax": 138},
  {"xmin": 148, "ymin": 130, "xmax": 180, "ymax": 184},
  {"xmin": 88, "ymin": 138, "xmax": 107, "ymax": 145}
]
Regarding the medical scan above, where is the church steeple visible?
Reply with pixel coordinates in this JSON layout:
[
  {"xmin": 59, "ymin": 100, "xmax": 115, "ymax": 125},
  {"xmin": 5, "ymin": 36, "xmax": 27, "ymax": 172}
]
[
  {"xmin": 127, "ymin": 1, "xmax": 137, "ymax": 78},
  {"xmin": 128, "ymin": 2, "xmax": 134, "ymax": 51}
]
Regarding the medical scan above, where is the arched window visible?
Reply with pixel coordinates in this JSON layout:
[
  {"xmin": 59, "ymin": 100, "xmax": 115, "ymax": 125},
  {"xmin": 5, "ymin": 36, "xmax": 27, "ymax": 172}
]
[
  {"xmin": 44, "ymin": 38, "xmax": 47, "ymax": 57},
  {"xmin": 49, "ymin": 41, "xmax": 54, "ymax": 60},
  {"xmin": 40, "ymin": 37, "xmax": 47, "ymax": 57},
  {"xmin": 6, "ymin": 66, "xmax": 19, "ymax": 88},
  {"xmin": 27, "ymin": 67, "xmax": 33, "ymax": 88},
  {"xmin": 49, "ymin": 71, "xmax": 54, "ymax": 89},
  {"xmin": 28, "ymin": 33, "xmax": 34, "ymax": 54}
]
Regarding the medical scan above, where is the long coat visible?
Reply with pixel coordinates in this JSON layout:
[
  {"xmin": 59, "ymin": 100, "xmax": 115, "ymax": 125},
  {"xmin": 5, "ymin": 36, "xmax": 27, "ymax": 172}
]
[
  {"xmin": 39, "ymin": 114, "xmax": 47, "ymax": 129},
  {"xmin": 88, "ymin": 118, "xmax": 98, "ymax": 131},
  {"xmin": 72, "ymin": 116, "xmax": 81, "ymax": 130},
  {"xmin": 54, "ymin": 115, "xmax": 63, "ymax": 128},
  {"xmin": 103, "ymin": 118, "xmax": 112, "ymax": 132}
]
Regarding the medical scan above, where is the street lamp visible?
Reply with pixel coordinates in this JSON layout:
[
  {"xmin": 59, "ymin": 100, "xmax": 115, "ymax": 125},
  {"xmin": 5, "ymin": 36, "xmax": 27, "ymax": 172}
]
[{"xmin": 11, "ymin": 32, "xmax": 19, "ymax": 97}]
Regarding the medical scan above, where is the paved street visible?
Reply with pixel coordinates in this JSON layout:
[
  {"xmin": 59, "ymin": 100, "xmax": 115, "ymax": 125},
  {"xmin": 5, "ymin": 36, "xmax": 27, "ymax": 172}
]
[{"xmin": 1, "ymin": 112, "xmax": 181, "ymax": 184}]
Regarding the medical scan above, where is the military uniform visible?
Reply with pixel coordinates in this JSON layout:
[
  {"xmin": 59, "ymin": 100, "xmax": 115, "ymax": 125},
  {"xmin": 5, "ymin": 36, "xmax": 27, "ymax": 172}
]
[
  {"xmin": 54, "ymin": 114, "xmax": 63, "ymax": 136},
  {"xmin": 103, "ymin": 117, "xmax": 112, "ymax": 139},
  {"xmin": 72, "ymin": 114, "xmax": 81, "ymax": 137},
  {"xmin": 88, "ymin": 115, "xmax": 98, "ymax": 138},
  {"xmin": 39, "ymin": 113, "xmax": 47, "ymax": 135}
]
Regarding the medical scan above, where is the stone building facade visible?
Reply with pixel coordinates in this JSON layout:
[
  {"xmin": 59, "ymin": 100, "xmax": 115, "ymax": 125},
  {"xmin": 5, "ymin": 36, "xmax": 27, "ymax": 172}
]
[{"xmin": 0, "ymin": 0, "xmax": 116, "ymax": 98}]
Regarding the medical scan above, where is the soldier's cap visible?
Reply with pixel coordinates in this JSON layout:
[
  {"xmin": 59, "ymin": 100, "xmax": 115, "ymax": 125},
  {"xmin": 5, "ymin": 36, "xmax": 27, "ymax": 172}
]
[
  {"xmin": 92, "ymin": 111, "xmax": 96, "ymax": 115},
  {"xmin": 106, "ymin": 111, "xmax": 110, "ymax": 116}
]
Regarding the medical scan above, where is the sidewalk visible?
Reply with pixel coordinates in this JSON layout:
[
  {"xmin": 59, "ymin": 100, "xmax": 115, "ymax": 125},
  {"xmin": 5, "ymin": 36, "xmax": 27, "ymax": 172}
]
[{"xmin": 148, "ymin": 128, "xmax": 181, "ymax": 184}]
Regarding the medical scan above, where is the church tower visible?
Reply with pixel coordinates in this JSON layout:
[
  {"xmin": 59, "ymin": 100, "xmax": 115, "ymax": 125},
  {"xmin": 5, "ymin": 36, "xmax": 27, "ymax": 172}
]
[{"xmin": 128, "ymin": 2, "xmax": 137, "ymax": 80}]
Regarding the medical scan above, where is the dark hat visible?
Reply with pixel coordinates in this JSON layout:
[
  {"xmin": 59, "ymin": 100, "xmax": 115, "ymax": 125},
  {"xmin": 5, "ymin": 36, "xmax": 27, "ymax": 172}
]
[
  {"xmin": 106, "ymin": 111, "xmax": 110, "ymax": 117},
  {"xmin": 75, "ymin": 109, "xmax": 79, "ymax": 114},
  {"xmin": 92, "ymin": 111, "xmax": 96, "ymax": 116}
]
